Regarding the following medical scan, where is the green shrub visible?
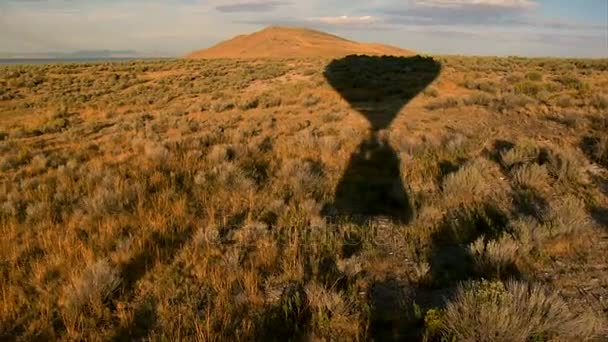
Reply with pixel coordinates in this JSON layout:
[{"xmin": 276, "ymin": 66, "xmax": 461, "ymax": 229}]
[{"xmin": 423, "ymin": 308, "xmax": 444, "ymax": 339}]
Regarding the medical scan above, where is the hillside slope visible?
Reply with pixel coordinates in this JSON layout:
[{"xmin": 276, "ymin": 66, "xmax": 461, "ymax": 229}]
[{"xmin": 186, "ymin": 26, "xmax": 414, "ymax": 59}]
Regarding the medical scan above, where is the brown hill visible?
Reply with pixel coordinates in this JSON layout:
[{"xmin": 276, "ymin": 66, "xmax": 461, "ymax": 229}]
[{"xmin": 185, "ymin": 26, "xmax": 415, "ymax": 59}]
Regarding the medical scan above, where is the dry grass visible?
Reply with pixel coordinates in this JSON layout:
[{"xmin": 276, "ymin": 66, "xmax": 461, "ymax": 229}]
[
  {"xmin": 0, "ymin": 55, "xmax": 607, "ymax": 340},
  {"xmin": 443, "ymin": 280, "xmax": 602, "ymax": 341}
]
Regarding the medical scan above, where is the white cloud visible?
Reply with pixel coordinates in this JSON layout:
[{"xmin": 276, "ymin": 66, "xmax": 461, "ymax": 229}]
[
  {"xmin": 308, "ymin": 15, "xmax": 377, "ymax": 25},
  {"xmin": 414, "ymin": 0, "xmax": 537, "ymax": 8}
]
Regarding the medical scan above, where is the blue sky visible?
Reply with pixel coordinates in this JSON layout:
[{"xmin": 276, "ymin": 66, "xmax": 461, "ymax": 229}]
[{"xmin": 0, "ymin": 0, "xmax": 606, "ymax": 57}]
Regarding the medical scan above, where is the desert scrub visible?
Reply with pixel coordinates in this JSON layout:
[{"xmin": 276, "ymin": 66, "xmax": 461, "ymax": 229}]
[
  {"xmin": 237, "ymin": 96, "xmax": 260, "ymax": 110},
  {"xmin": 511, "ymin": 163, "xmax": 549, "ymax": 190},
  {"xmin": 443, "ymin": 280, "xmax": 601, "ymax": 341},
  {"xmin": 500, "ymin": 140, "xmax": 541, "ymax": 170},
  {"xmin": 461, "ymin": 79, "xmax": 498, "ymax": 94},
  {"xmin": 543, "ymin": 146, "xmax": 582, "ymax": 184},
  {"xmin": 555, "ymin": 74, "xmax": 589, "ymax": 91},
  {"xmin": 555, "ymin": 94, "xmax": 574, "ymax": 108},
  {"xmin": 423, "ymin": 86, "xmax": 439, "ymax": 97},
  {"xmin": 60, "ymin": 260, "xmax": 121, "ymax": 326},
  {"xmin": 39, "ymin": 117, "xmax": 68, "ymax": 134},
  {"xmin": 305, "ymin": 283, "xmax": 360, "ymax": 338},
  {"xmin": 502, "ymin": 142, "xmax": 581, "ymax": 185},
  {"xmin": 548, "ymin": 196, "xmax": 590, "ymax": 236},
  {"xmin": 1, "ymin": 54, "xmax": 608, "ymax": 341},
  {"xmin": 590, "ymin": 94, "xmax": 608, "ymax": 110},
  {"xmin": 514, "ymin": 81, "xmax": 542, "ymax": 97},
  {"xmin": 494, "ymin": 94, "xmax": 533, "ymax": 111},
  {"xmin": 442, "ymin": 158, "xmax": 493, "ymax": 203},
  {"xmin": 582, "ymin": 133, "xmax": 608, "ymax": 167},
  {"xmin": 526, "ymin": 71, "xmax": 543, "ymax": 81},
  {"xmin": 469, "ymin": 234, "xmax": 519, "ymax": 277},
  {"xmin": 425, "ymin": 97, "xmax": 461, "ymax": 110},
  {"xmin": 212, "ymin": 100, "xmax": 235, "ymax": 112},
  {"xmin": 464, "ymin": 92, "xmax": 493, "ymax": 106}
]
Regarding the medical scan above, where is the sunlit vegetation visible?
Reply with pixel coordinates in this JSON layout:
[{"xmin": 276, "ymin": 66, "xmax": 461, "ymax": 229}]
[{"xmin": 1, "ymin": 56, "xmax": 607, "ymax": 340}]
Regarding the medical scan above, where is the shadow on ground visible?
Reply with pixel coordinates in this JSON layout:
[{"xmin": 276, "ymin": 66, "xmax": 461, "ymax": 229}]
[
  {"xmin": 323, "ymin": 55, "xmax": 441, "ymax": 224},
  {"xmin": 366, "ymin": 202, "xmax": 519, "ymax": 340}
]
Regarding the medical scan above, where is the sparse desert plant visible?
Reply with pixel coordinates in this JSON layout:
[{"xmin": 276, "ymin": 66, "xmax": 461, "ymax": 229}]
[
  {"xmin": 259, "ymin": 93, "xmax": 282, "ymax": 108},
  {"xmin": 461, "ymin": 79, "xmax": 498, "ymax": 94},
  {"xmin": 412, "ymin": 261, "xmax": 431, "ymax": 283},
  {"xmin": 555, "ymin": 74, "xmax": 589, "ymax": 91},
  {"xmin": 423, "ymin": 86, "xmax": 439, "ymax": 97},
  {"xmin": 495, "ymin": 93, "xmax": 533, "ymax": 110},
  {"xmin": 443, "ymin": 280, "xmax": 601, "ymax": 341},
  {"xmin": 500, "ymin": 140, "xmax": 541, "ymax": 169},
  {"xmin": 442, "ymin": 158, "xmax": 491, "ymax": 201},
  {"xmin": 556, "ymin": 94, "xmax": 574, "ymax": 108},
  {"xmin": 211, "ymin": 161, "xmax": 255, "ymax": 192},
  {"xmin": 549, "ymin": 196, "xmax": 590, "ymax": 235},
  {"xmin": 238, "ymin": 96, "xmax": 260, "ymax": 110},
  {"xmin": 514, "ymin": 81, "xmax": 542, "ymax": 96},
  {"xmin": 61, "ymin": 260, "xmax": 121, "ymax": 322},
  {"xmin": 583, "ymin": 134, "xmax": 608, "ymax": 167},
  {"xmin": 40, "ymin": 117, "xmax": 68, "ymax": 133},
  {"xmin": 511, "ymin": 217, "xmax": 546, "ymax": 253},
  {"xmin": 526, "ymin": 71, "xmax": 543, "ymax": 81},
  {"xmin": 143, "ymin": 141, "xmax": 170, "ymax": 165},
  {"xmin": 511, "ymin": 163, "xmax": 549, "ymax": 189},
  {"xmin": 305, "ymin": 284, "xmax": 360, "ymax": 338},
  {"xmin": 590, "ymin": 94, "xmax": 608, "ymax": 110},
  {"xmin": 544, "ymin": 146, "xmax": 582, "ymax": 184},
  {"xmin": 469, "ymin": 234, "xmax": 519, "ymax": 276},
  {"xmin": 29, "ymin": 154, "xmax": 48, "ymax": 173},
  {"xmin": 303, "ymin": 94, "xmax": 321, "ymax": 107},
  {"xmin": 426, "ymin": 96, "xmax": 461, "ymax": 110},
  {"xmin": 207, "ymin": 144, "xmax": 234, "ymax": 163},
  {"xmin": 464, "ymin": 92, "xmax": 492, "ymax": 106},
  {"xmin": 212, "ymin": 100, "xmax": 235, "ymax": 112}
]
